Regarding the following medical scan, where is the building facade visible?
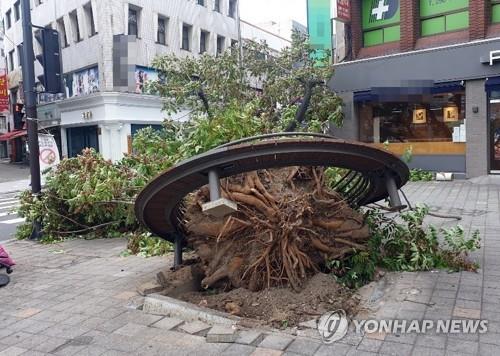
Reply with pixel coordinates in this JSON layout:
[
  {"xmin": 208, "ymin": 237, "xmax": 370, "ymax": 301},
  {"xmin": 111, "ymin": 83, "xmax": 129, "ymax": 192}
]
[
  {"xmin": 331, "ymin": 0, "xmax": 500, "ymax": 178},
  {"xmin": 1, "ymin": 0, "xmax": 240, "ymax": 162}
]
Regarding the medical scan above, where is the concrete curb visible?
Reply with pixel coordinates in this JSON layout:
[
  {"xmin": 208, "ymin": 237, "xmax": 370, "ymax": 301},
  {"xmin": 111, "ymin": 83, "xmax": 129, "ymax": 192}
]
[{"xmin": 143, "ymin": 293, "xmax": 241, "ymax": 326}]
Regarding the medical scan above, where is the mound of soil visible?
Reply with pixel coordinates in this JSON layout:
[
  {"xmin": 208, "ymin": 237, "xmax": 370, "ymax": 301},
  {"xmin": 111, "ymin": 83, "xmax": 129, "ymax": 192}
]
[{"xmin": 173, "ymin": 272, "xmax": 359, "ymax": 328}]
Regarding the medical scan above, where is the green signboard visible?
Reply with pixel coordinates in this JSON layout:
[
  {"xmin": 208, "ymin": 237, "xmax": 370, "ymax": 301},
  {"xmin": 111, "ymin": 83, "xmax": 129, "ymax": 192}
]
[
  {"xmin": 362, "ymin": 0, "xmax": 400, "ymax": 46},
  {"xmin": 420, "ymin": 0, "xmax": 469, "ymax": 18},
  {"xmin": 307, "ymin": 0, "xmax": 332, "ymax": 60},
  {"xmin": 362, "ymin": 0, "xmax": 400, "ymax": 30}
]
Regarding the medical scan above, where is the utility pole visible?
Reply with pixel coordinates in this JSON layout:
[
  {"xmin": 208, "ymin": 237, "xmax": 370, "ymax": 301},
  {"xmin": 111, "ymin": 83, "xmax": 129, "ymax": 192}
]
[{"xmin": 21, "ymin": 0, "xmax": 42, "ymax": 239}]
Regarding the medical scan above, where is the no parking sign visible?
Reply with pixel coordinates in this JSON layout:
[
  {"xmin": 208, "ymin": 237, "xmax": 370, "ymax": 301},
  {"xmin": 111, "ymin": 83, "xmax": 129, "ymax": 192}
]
[{"xmin": 38, "ymin": 134, "xmax": 60, "ymax": 175}]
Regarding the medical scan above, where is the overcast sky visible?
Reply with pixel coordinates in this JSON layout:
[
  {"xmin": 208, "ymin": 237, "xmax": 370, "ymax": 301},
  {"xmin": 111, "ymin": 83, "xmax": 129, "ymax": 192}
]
[{"xmin": 240, "ymin": 0, "xmax": 308, "ymax": 26}]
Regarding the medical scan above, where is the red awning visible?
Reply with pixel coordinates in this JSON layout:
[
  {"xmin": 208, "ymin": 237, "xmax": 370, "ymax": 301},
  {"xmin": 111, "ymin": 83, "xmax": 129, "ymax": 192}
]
[{"xmin": 0, "ymin": 130, "xmax": 27, "ymax": 141}]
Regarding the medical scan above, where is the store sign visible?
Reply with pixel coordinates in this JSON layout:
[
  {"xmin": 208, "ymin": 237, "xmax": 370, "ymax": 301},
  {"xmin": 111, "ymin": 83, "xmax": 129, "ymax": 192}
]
[
  {"xmin": 334, "ymin": 0, "xmax": 351, "ymax": 23},
  {"xmin": 0, "ymin": 69, "xmax": 9, "ymax": 113},
  {"xmin": 362, "ymin": 0, "xmax": 399, "ymax": 30},
  {"xmin": 443, "ymin": 106, "xmax": 459, "ymax": 122},
  {"xmin": 38, "ymin": 134, "xmax": 60, "ymax": 175},
  {"xmin": 307, "ymin": 0, "xmax": 333, "ymax": 60},
  {"xmin": 413, "ymin": 108, "xmax": 427, "ymax": 124},
  {"xmin": 489, "ymin": 50, "xmax": 500, "ymax": 66}
]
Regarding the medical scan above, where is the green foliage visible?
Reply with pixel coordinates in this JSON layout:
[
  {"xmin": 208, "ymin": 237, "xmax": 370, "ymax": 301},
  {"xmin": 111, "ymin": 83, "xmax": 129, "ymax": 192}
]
[
  {"xmin": 328, "ymin": 251, "xmax": 377, "ymax": 289},
  {"xmin": 178, "ymin": 101, "xmax": 266, "ymax": 157},
  {"xmin": 366, "ymin": 205, "xmax": 480, "ymax": 272},
  {"xmin": 401, "ymin": 146, "xmax": 413, "ymax": 164},
  {"xmin": 16, "ymin": 33, "xmax": 345, "ymax": 257},
  {"xmin": 151, "ymin": 31, "xmax": 344, "ymax": 131},
  {"xmin": 330, "ymin": 205, "xmax": 481, "ymax": 288},
  {"xmin": 16, "ymin": 149, "xmax": 138, "ymax": 242},
  {"xmin": 410, "ymin": 169, "xmax": 434, "ymax": 182},
  {"xmin": 126, "ymin": 232, "xmax": 173, "ymax": 258}
]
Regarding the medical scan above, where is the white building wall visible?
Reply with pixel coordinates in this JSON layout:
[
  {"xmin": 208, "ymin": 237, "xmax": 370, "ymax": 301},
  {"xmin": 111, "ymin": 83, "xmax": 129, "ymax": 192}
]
[
  {"xmin": 241, "ymin": 19, "xmax": 291, "ymax": 52},
  {"xmin": 1, "ymin": 0, "xmax": 239, "ymax": 162},
  {"xmin": 2, "ymin": 0, "xmax": 240, "ymax": 90}
]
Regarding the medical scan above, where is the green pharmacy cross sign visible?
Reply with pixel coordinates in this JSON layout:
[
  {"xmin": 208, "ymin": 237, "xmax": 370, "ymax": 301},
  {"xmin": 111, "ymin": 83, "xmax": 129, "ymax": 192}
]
[{"xmin": 362, "ymin": 0, "xmax": 400, "ymax": 30}]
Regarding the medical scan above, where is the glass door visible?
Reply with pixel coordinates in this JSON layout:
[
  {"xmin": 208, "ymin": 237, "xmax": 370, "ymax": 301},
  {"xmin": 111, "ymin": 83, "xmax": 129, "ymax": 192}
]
[{"xmin": 490, "ymin": 100, "xmax": 500, "ymax": 172}]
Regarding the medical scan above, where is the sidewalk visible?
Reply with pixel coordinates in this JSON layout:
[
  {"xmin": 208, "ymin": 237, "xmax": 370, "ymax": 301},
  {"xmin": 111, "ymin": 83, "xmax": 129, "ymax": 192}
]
[{"xmin": 0, "ymin": 179, "xmax": 498, "ymax": 355}]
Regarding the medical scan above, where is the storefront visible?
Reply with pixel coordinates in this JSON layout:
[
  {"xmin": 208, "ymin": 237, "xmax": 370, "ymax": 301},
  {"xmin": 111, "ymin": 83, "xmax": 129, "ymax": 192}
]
[
  {"xmin": 487, "ymin": 86, "xmax": 500, "ymax": 173},
  {"xmin": 330, "ymin": 38, "xmax": 500, "ymax": 178}
]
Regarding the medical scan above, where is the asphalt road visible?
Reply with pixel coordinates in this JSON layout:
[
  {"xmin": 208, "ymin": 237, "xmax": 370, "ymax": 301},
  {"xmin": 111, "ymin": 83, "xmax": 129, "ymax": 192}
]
[{"xmin": 0, "ymin": 192, "xmax": 23, "ymax": 242}]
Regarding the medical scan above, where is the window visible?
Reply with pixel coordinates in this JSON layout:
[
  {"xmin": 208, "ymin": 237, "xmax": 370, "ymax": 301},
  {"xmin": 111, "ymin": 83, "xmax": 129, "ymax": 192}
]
[
  {"xmin": 69, "ymin": 10, "xmax": 82, "ymax": 42},
  {"xmin": 57, "ymin": 18, "xmax": 69, "ymax": 47},
  {"xmin": 8, "ymin": 50, "xmax": 14, "ymax": 71},
  {"xmin": 420, "ymin": 0, "xmax": 469, "ymax": 37},
  {"xmin": 492, "ymin": 0, "xmax": 500, "ymax": 23},
  {"xmin": 197, "ymin": 0, "xmax": 205, "ymax": 6},
  {"xmin": 17, "ymin": 44, "xmax": 23, "ymax": 67},
  {"xmin": 84, "ymin": 3, "xmax": 97, "ymax": 37},
  {"xmin": 14, "ymin": 1, "xmax": 20, "ymax": 21},
  {"xmin": 6, "ymin": 10, "xmax": 11, "ymax": 29},
  {"xmin": 358, "ymin": 89, "xmax": 466, "ymax": 156},
  {"xmin": 217, "ymin": 35, "xmax": 225, "ymax": 54},
  {"xmin": 157, "ymin": 16, "xmax": 167, "ymax": 44},
  {"xmin": 128, "ymin": 7, "xmax": 139, "ymax": 37},
  {"xmin": 361, "ymin": 0, "xmax": 400, "ymax": 47},
  {"xmin": 200, "ymin": 30, "xmax": 209, "ymax": 53},
  {"xmin": 182, "ymin": 24, "xmax": 192, "ymax": 51},
  {"xmin": 35, "ymin": 0, "xmax": 44, "ymax": 5},
  {"xmin": 214, "ymin": 0, "xmax": 221, "ymax": 12},
  {"xmin": 228, "ymin": 0, "xmax": 237, "ymax": 18}
]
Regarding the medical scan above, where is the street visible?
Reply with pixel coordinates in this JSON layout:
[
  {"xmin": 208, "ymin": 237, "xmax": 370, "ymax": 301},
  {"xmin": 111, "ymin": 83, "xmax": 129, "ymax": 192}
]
[
  {"xmin": 0, "ymin": 161, "xmax": 30, "ymax": 241},
  {"xmin": 0, "ymin": 192, "xmax": 23, "ymax": 241}
]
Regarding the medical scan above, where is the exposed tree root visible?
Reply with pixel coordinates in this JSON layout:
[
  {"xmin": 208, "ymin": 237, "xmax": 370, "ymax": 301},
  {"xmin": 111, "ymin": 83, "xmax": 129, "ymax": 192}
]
[{"xmin": 184, "ymin": 166, "xmax": 370, "ymax": 292}]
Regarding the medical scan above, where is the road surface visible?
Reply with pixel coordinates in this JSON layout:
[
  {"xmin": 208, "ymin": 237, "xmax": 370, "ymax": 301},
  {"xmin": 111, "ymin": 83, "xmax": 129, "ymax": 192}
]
[{"xmin": 0, "ymin": 192, "xmax": 24, "ymax": 242}]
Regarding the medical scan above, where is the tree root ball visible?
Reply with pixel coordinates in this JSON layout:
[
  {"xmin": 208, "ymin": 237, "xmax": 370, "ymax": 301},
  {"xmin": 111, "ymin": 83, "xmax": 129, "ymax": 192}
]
[{"xmin": 182, "ymin": 167, "xmax": 370, "ymax": 292}]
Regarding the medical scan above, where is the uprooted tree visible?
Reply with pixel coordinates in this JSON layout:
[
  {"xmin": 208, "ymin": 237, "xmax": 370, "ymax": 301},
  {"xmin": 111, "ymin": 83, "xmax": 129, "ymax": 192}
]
[{"xmin": 148, "ymin": 33, "xmax": 374, "ymax": 291}]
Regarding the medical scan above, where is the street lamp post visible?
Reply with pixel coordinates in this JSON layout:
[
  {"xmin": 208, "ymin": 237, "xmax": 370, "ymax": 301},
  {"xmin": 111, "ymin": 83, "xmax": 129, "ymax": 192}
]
[{"xmin": 20, "ymin": 0, "xmax": 42, "ymax": 239}]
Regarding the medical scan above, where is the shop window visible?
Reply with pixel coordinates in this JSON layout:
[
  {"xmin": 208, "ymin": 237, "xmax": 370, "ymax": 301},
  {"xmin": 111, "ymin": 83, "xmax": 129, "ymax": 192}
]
[
  {"xmin": 493, "ymin": 0, "xmax": 500, "ymax": 23},
  {"xmin": 362, "ymin": 0, "xmax": 400, "ymax": 47},
  {"xmin": 420, "ymin": 0, "xmax": 469, "ymax": 37},
  {"xmin": 359, "ymin": 90, "xmax": 466, "ymax": 154}
]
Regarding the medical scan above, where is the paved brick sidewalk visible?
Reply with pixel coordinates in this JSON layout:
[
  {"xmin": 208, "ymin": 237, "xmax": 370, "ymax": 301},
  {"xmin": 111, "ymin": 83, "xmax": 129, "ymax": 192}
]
[{"xmin": 0, "ymin": 180, "xmax": 498, "ymax": 355}]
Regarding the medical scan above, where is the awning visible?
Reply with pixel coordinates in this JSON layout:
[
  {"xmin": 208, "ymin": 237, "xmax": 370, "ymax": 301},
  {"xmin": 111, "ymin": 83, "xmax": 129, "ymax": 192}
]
[
  {"xmin": 0, "ymin": 130, "xmax": 27, "ymax": 141},
  {"xmin": 485, "ymin": 77, "xmax": 500, "ymax": 92},
  {"xmin": 353, "ymin": 81, "xmax": 464, "ymax": 102}
]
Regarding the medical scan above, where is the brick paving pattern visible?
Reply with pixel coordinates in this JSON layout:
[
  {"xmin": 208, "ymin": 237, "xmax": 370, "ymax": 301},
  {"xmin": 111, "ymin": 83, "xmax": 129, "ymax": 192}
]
[{"xmin": 0, "ymin": 180, "xmax": 498, "ymax": 355}]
